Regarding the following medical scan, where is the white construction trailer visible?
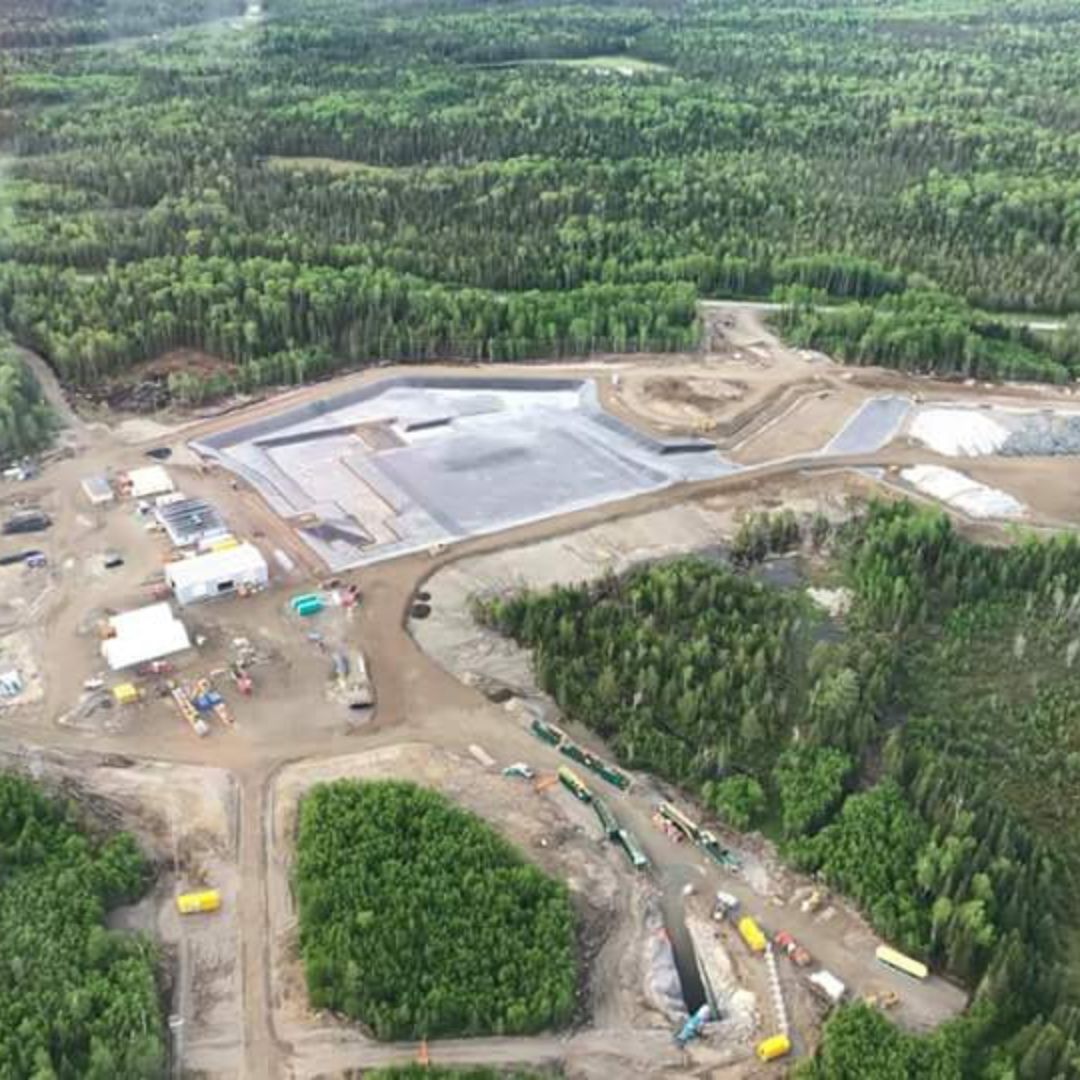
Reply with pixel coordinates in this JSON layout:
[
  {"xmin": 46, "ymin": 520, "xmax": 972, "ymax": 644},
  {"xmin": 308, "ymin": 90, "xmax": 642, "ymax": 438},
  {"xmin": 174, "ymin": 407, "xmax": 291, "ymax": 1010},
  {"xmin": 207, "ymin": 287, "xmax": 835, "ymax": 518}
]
[{"xmin": 165, "ymin": 542, "xmax": 269, "ymax": 605}]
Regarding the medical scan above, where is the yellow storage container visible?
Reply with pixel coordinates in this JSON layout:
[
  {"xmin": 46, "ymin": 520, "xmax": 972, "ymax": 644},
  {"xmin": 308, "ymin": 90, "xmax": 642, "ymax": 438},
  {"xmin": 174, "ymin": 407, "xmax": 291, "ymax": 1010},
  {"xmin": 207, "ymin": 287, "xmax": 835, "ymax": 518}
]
[
  {"xmin": 756, "ymin": 1034, "xmax": 791, "ymax": 1062},
  {"xmin": 876, "ymin": 944, "xmax": 928, "ymax": 979},
  {"xmin": 176, "ymin": 889, "xmax": 221, "ymax": 915},
  {"xmin": 738, "ymin": 915, "xmax": 767, "ymax": 953},
  {"xmin": 112, "ymin": 682, "xmax": 139, "ymax": 705}
]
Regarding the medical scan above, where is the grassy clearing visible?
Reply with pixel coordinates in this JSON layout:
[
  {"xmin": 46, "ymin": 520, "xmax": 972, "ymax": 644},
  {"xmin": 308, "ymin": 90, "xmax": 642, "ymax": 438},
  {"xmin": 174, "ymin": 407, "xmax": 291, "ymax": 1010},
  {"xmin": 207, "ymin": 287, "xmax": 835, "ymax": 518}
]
[{"xmin": 264, "ymin": 156, "xmax": 408, "ymax": 177}]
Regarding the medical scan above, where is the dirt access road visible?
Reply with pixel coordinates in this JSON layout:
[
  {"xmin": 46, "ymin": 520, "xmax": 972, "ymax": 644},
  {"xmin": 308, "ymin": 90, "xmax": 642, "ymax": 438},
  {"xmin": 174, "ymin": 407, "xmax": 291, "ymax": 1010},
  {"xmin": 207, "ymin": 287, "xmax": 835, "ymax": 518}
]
[
  {"xmin": 9, "ymin": 315, "xmax": 1071, "ymax": 1075},
  {"xmin": 2, "ymin": 445, "xmax": 976, "ymax": 1078}
]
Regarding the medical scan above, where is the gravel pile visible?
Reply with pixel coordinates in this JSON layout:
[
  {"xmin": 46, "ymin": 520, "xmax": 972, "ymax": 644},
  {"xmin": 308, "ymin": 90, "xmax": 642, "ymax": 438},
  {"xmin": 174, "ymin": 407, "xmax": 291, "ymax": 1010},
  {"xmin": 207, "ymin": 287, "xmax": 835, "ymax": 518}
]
[{"xmin": 1000, "ymin": 413, "xmax": 1080, "ymax": 456}]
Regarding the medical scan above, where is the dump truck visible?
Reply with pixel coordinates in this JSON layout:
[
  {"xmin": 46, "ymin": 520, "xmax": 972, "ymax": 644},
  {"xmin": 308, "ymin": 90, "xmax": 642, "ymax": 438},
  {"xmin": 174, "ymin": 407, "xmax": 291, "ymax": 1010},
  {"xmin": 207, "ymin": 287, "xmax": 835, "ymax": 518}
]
[
  {"xmin": 557, "ymin": 765, "xmax": 592, "ymax": 803},
  {"xmin": 737, "ymin": 915, "xmax": 767, "ymax": 954},
  {"xmin": 177, "ymin": 889, "xmax": 221, "ymax": 915}
]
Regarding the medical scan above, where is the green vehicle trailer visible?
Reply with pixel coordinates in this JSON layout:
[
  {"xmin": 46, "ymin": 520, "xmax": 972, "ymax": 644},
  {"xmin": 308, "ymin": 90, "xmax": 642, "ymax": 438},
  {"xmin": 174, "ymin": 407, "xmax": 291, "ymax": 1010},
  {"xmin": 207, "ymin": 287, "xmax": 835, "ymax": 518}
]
[
  {"xmin": 699, "ymin": 829, "xmax": 741, "ymax": 870},
  {"xmin": 558, "ymin": 765, "xmax": 593, "ymax": 804},
  {"xmin": 530, "ymin": 717, "xmax": 563, "ymax": 747},
  {"xmin": 561, "ymin": 741, "xmax": 631, "ymax": 792},
  {"xmin": 616, "ymin": 828, "xmax": 650, "ymax": 870},
  {"xmin": 595, "ymin": 762, "xmax": 631, "ymax": 791},
  {"xmin": 592, "ymin": 796, "xmax": 620, "ymax": 840},
  {"xmin": 560, "ymin": 740, "xmax": 594, "ymax": 767}
]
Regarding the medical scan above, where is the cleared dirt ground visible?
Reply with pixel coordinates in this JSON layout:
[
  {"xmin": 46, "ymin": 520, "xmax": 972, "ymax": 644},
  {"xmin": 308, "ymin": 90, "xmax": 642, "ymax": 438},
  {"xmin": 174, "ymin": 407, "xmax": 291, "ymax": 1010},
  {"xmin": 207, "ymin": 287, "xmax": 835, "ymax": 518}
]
[
  {"xmin": 410, "ymin": 482, "xmax": 969, "ymax": 1038},
  {"xmin": 4, "ymin": 304, "xmax": 1080, "ymax": 1077},
  {"xmin": 267, "ymin": 743, "xmax": 713, "ymax": 1079}
]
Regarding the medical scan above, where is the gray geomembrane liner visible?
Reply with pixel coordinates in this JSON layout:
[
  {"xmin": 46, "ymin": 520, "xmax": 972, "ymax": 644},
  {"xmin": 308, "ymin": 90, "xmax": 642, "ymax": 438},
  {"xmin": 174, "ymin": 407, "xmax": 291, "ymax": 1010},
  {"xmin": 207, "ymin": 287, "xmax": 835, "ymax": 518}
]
[
  {"xmin": 192, "ymin": 376, "xmax": 737, "ymax": 568},
  {"xmin": 824, "ymin": 395, "xmax": 912, "ymax": 455}
]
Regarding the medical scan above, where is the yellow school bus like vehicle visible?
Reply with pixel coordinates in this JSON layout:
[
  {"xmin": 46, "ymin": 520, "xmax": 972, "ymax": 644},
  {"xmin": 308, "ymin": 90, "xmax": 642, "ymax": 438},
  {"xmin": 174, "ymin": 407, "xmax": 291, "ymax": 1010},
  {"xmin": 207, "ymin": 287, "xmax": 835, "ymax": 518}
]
[
  {"xmin": 756, "ymin": 1033, "xmax": 791, "ymax": 1061},
  {"xmin": 876, "ymin": 944, "xmax": 928, "ymax": 980},
  {"xmin": 176, "ymin": 889, "xmax": 221, "ymax": 915},
  {"xmin": 738, "ymin": 915, "xmax": 767, "ymax": 953}
]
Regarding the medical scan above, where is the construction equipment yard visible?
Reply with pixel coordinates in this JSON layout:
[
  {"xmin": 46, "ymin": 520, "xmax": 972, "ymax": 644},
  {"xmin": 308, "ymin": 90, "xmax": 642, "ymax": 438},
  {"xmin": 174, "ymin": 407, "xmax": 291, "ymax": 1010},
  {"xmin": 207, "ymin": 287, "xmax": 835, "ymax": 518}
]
[{"xmin": 5, "ymin": 305, "xmax": 1080, "ymax": 1077}]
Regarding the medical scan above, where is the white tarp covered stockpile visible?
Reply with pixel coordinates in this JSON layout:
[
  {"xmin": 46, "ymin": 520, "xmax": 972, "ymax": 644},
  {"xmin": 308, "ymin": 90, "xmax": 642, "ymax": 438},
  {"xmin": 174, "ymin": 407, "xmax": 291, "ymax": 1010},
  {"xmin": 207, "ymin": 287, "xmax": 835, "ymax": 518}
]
[
  {"xmin": 126, "ymin": 465, "xmax": 175, "ymax": 499},
  {"xmin": 165, "ymin": 542, "xmax": 269, "ymax": 605},
  {"xmin": 102, "ymin": 602, "xmax": 191, "ymax": 670},
  {"xmin": 909, "ymin": 408, "xmax": 1010, "ymax": 457},
  {"xmin": 901, "ymin": 465, "xmax": 1025, "ymax": 519}
]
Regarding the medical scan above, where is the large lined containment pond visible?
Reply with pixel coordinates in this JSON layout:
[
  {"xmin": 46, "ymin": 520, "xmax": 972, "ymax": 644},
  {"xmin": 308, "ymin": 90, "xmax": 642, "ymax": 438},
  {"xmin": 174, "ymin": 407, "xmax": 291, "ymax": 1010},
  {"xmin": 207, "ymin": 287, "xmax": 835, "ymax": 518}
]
[{"xmin": 194, "ymin": 376, "xmax": 735, "ymax": 568}]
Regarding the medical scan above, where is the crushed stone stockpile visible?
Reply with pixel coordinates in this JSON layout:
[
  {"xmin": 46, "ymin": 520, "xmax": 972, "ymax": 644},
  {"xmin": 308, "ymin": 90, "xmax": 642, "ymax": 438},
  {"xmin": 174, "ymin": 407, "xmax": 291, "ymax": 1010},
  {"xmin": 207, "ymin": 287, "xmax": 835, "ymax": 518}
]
[
  {"xmin": 1000, "ymin": 413, "xmax": 1080, "ymax": 456},
  {"xmin": 901, "ymin": 465, "xmax": 1025, "ymax": 520},
  {"xmin": 911, "ymin": 405, "xmax": 1080, "ymax": 458}
]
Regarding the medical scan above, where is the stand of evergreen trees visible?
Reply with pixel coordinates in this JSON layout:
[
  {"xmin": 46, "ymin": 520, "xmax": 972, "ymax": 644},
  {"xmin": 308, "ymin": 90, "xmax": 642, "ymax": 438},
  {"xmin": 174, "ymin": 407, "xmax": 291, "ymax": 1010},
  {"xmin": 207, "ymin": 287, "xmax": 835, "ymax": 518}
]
[
  {"xmin": 481, "ymin": 502, "xmax": 1080, "ymax": 1077},
  {"xmin": 0, "ymin": 340, "xmax": 55, "ymax": 462},
  {"xmin": 3, "ymin": 0, "xmax": 1080, "ymax": 398},
  {"xmin": 0, "ymin": 773, "xmax": 165, "ymax": 1079},
  {"xmin": 295, "ymin": 780, "xmax": 576, "ymax": 1041}
]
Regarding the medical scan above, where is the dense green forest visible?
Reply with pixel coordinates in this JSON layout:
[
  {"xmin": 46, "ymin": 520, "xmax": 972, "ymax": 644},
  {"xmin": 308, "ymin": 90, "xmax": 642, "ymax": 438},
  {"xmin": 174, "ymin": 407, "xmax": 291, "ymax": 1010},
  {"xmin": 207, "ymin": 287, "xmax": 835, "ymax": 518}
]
[
  {"xmin": 2, "ymin": 0, "xmax": 1080, "ymax": 397},
  {"xmin": 0, "ymin": 772, "xmax": 165, "ymax": 1079},
  {"xmin": 0, "ymin": 338, "xmax": 55, "ymax": 460},
  {"xmin": 778, "ymin": 291, "xmax": 1080, "ymax": 383},
  {"xmin": 481, "ymin": 502, "xmax": 1080, "ymax": 1077},
  {"xmin": 294, "ymin": 780, "xmax": 576, "ymax": 1040}
]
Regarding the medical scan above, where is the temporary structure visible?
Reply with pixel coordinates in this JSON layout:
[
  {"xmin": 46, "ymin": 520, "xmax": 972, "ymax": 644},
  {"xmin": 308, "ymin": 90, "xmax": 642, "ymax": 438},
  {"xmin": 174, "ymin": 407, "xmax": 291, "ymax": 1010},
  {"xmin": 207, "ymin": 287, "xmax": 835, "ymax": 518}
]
[
  {"xmin": 155, "ymin": 496, "xmax": 229, "ymax": 548},
  {"xmin": 165, "ymin": 542, "xmax": 269, "ymax": 606},
  {"xmin": 101, "ymin": 602, "xmax": 192, "ymax": 671},
  {"xmin": 81, "ymin": 475, "xmax": 114, "ymax": 505}
]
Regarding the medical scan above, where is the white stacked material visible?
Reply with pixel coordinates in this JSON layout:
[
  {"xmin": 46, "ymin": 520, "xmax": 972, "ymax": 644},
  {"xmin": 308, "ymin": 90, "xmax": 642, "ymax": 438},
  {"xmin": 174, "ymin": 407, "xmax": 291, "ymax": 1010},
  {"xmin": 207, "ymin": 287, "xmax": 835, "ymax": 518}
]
[
  {"xmin": 127, "ymin": 465, "xmax": 174, "ymax": 498},
  {"xmin": 901, "ymin": 465, "xmax": 1025, "ymax": 519},
  {"xmin": 910, "ymin": 408, "xmax": 1009, "ymax": 456},
  {"xmin": 102, "ymin": 602, "xmax": 191, "ymax": 670}
]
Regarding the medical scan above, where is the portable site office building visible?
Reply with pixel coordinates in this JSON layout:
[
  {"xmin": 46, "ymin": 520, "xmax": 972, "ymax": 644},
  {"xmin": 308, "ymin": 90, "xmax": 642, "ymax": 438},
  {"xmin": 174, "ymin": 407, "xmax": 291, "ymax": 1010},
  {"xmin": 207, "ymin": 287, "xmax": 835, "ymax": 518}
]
[{"xmin": 165, "ymin": 542, "xmax": 269, "ymax": 605}]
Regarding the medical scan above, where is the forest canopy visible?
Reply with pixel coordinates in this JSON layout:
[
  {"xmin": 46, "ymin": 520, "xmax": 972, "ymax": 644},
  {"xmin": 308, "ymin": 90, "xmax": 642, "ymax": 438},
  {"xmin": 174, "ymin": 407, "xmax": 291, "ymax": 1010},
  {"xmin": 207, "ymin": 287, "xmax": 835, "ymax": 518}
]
[
  {"xmin": 0, "ymin": 339, "xmax": 55, "ymax": 461},
  {"xmin": 481, "ymin": 502, "xmax": 1080, "ymax": 1078},
  {"xmin": 1, "ymin": 0, "xmax": 1080, "ymax": 396},
  {"xmin": 294, "ymin": 780, "xmax": 577, "ymax": 1041},
  {"xmin": 0, "ymin": 772, "xmax": 164, "ymax": 1080}
]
